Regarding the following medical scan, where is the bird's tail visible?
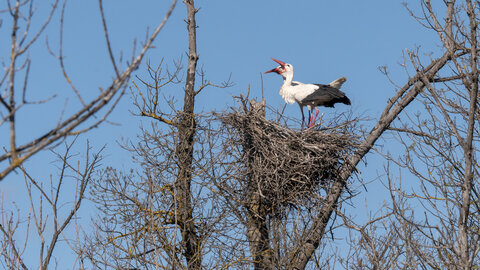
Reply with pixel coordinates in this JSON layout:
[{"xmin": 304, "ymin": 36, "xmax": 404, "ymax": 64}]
[
  {"xmin": 329, "ymin": 76, "xmax": 347, "ymax": 89},
  {"xmin": 341, "ymin": 96, "xmax": 351, "ymax": 105}
]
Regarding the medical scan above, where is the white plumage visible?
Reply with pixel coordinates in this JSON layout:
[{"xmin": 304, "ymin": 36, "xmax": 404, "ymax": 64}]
[{"xmin": 266, "ymin": 58, "xmax": 350, "ymax": 127}]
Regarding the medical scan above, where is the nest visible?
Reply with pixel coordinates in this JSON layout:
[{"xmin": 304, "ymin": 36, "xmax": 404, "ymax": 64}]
[{"xmin": 219, "ymin": 98, "xmax": 358, "ymax": 215}]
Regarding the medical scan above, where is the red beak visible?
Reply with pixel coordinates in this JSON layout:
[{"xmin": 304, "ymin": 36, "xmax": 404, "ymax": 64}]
[
  {"xmin": 271, "ymin": 57, "xmax": 286, "ymax": 66},
  {"xmin": 265, "ymin": 67, "xmax": 279, "ymax": 74},
  {"xmin": 265, "ymin": 57, "xmax": 286, "ymax": 74}
]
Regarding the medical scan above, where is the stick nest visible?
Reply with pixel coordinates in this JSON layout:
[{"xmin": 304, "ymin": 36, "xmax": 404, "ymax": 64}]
[{"xmin": 219, "ymin": 98, "xmax": 359, "ymax": 215}]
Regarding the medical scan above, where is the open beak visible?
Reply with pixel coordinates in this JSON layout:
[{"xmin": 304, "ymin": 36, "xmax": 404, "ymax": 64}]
[
  {"xmin": 271, "ymin": 58, "xmax": 286, "ymax": 66},
  {"xmin": 265, "ymin": 57, "xmax": 286, "ymax": 74},
  {"xmin": 265, "ymin": 67, "xmax": 279, "ymax": 74}
]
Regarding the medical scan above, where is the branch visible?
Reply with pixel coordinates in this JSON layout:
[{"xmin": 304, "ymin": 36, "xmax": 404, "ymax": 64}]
[
  {"xmin": 0, "ymin": 0, "xmax": 178, "ymax": 180},
  {"xmin": 140, "ymin": 111, "xmax": 174, "ymax": 125},
  {"xmin": 98, "ymin": 0, "xmax": 120, "ymax": 77},
  {"xmin": 17, "ymin": 0, "xmax": 59, "ymax": 56},
  {"xmin": 387, "ymin": 127, "xmax": 438, "ymax": 141},
  {"xmin": 289, "ymin": 50, "xmax": 454, "ymax": 269},
  {"xmin": 42, "ymin": 143, "xmax": 102, "ymax": 269},
  {"xmin": 57, "ymin": 0, "xmax": 85, "ymax": 106},
  {"xmin": 0, "ymin": 222, "xmax": 28, "ymax": 270}
]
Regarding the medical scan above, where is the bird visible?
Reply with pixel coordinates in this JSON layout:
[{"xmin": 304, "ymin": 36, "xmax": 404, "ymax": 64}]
[{"xmin": 265, "ymin": 58, "xmax": 351, "ymax": 128}]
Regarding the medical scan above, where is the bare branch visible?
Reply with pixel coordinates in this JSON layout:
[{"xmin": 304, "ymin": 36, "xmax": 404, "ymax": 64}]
[
  {"xmin": 289, "ymin": 50, "xmax": 454, "ymax": 269},
  {"xmin": 0, "ymin": 0, "xmax": 178, "ymax": 180},
  {"xmin": 98, "ymin": 0, "xmax": 120, "ymax": 77}
]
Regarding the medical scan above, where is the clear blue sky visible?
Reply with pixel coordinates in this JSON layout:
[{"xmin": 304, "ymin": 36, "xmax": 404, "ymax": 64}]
[{"xmin": 1, "ymin": 0, "xmax": 441, "ymax": 268}]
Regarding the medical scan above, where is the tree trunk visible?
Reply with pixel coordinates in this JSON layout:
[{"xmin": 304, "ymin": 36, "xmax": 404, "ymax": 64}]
[
  {"xmin": 458, "ymin": 1, "xmax": 478, "ymax": 268},
  {"xmin": 243, "ymin": 99, "xmax": 273, "ymax": 269},
  {"xmin": 174, "ymin": 0, "xmax": 202, "ymax": 269}
]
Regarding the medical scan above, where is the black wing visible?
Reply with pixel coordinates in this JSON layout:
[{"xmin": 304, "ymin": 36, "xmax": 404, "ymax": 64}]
[{"xmin": 303, "ymin": 84, "xmax": 351, "ymax": 107}]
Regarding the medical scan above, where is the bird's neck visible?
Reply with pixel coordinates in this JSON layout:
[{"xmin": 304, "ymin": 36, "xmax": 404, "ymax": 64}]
[{"xmin": 282, "ymin": 71, "xmax": 294, "ymax": 86}]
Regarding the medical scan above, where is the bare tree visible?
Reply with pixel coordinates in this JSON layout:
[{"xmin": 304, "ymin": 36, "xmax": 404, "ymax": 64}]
[
  {"xmin": 80, "ymin": 1, "xmax": 479, "ymax": 269},
  {"xmin": 221, "ymin": 1, "xmax": 479, "ymax": 268},
  {"xmin": 211, "ymin": 96, "xmax": 361, "ymax": 269},
  {"xmin": 0, "ymin": 139, "xmax": 103, "ymax": 269},
  {"xmin": 83, "ymin": 0, "xmax": 224, "ymax": 268},
  {"xmin": 174, "ymin": 1, "xmax": 202, "ymax": 268},
  {"xmin": 338, "ymin": 1, "xmax": 480, "ymax": 269},
  {"xmin": 0, "ymin": 0, "xmax": 178, "ymax": 268},
  {"xmin": 0, "ymin": 0, "xmax": 177, "ymax": 180},
  {"xmin": 287, "ymin": 29, "xmax": 465, "ymax": 270},
  {"xmin": 384, "ymin": 0, "xmax": 479, "ymax": 269}
]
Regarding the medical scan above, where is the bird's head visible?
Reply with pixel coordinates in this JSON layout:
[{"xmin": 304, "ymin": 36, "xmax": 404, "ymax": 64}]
[{"xmin": 265, "ymin": 58, "xmax": 293, "ymax": 77}]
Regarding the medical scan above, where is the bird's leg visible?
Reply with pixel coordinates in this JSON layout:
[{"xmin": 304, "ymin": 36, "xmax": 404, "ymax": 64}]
[
  {"xmin": 301, "ymin": 110, "xmax": 306, "ymax": 129},
  {"xmin": 308, "ymin": 110, "xmax": 313, "ymax": 128},
  {"xmin": 309, "ymin": 108, "xmax": 317, "ymax": 128},
  {"xmin": 299, "ymin": 104, "xmax": 306, "ymax": 129},
  {"xmin": 311, "ymin": 107, "xmax": 320, "ymax": 127}
]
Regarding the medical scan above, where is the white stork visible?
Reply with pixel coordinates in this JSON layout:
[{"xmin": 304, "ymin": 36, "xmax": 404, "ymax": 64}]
[{"xmin": 265, "ymin": 58, "xmax": 351, "ymax": 127}]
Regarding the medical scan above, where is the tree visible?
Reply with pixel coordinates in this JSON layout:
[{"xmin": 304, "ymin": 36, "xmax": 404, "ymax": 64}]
[
  {"xmin": 83, "ymin": 1, "xmax": 215, "ymax": 268},
  {"xmin": 0, "ymin": 0, "xmax": 176, "ymax": 180},
  {"xmin": 83, "ymin": 1, "xmax": 480, "ymax": 269},
  {"xmin": 339, "ymin": 1, "xmax": 480, "ymax": 269},
  {"xmin": 5, "ymin": 1, "xmax": 477, "ymax": 269},
  {"xmin": 0, "ymin": 0, "xmax": 177, "ymax": 268},
  {"xmin": 0, "ymin": 140, "xmax": 102, "ymax": 269}
]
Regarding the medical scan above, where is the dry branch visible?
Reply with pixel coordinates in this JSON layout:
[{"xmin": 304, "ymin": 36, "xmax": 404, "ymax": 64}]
[{"xmin": 219, "ymin": 97, "xmax": 359, "ymax": 216}]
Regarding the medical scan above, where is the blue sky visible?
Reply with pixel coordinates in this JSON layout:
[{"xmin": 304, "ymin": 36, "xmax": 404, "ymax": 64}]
[{"xmin": 0, "ymin": 0, "xmax": 442, "ymax": 267}]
